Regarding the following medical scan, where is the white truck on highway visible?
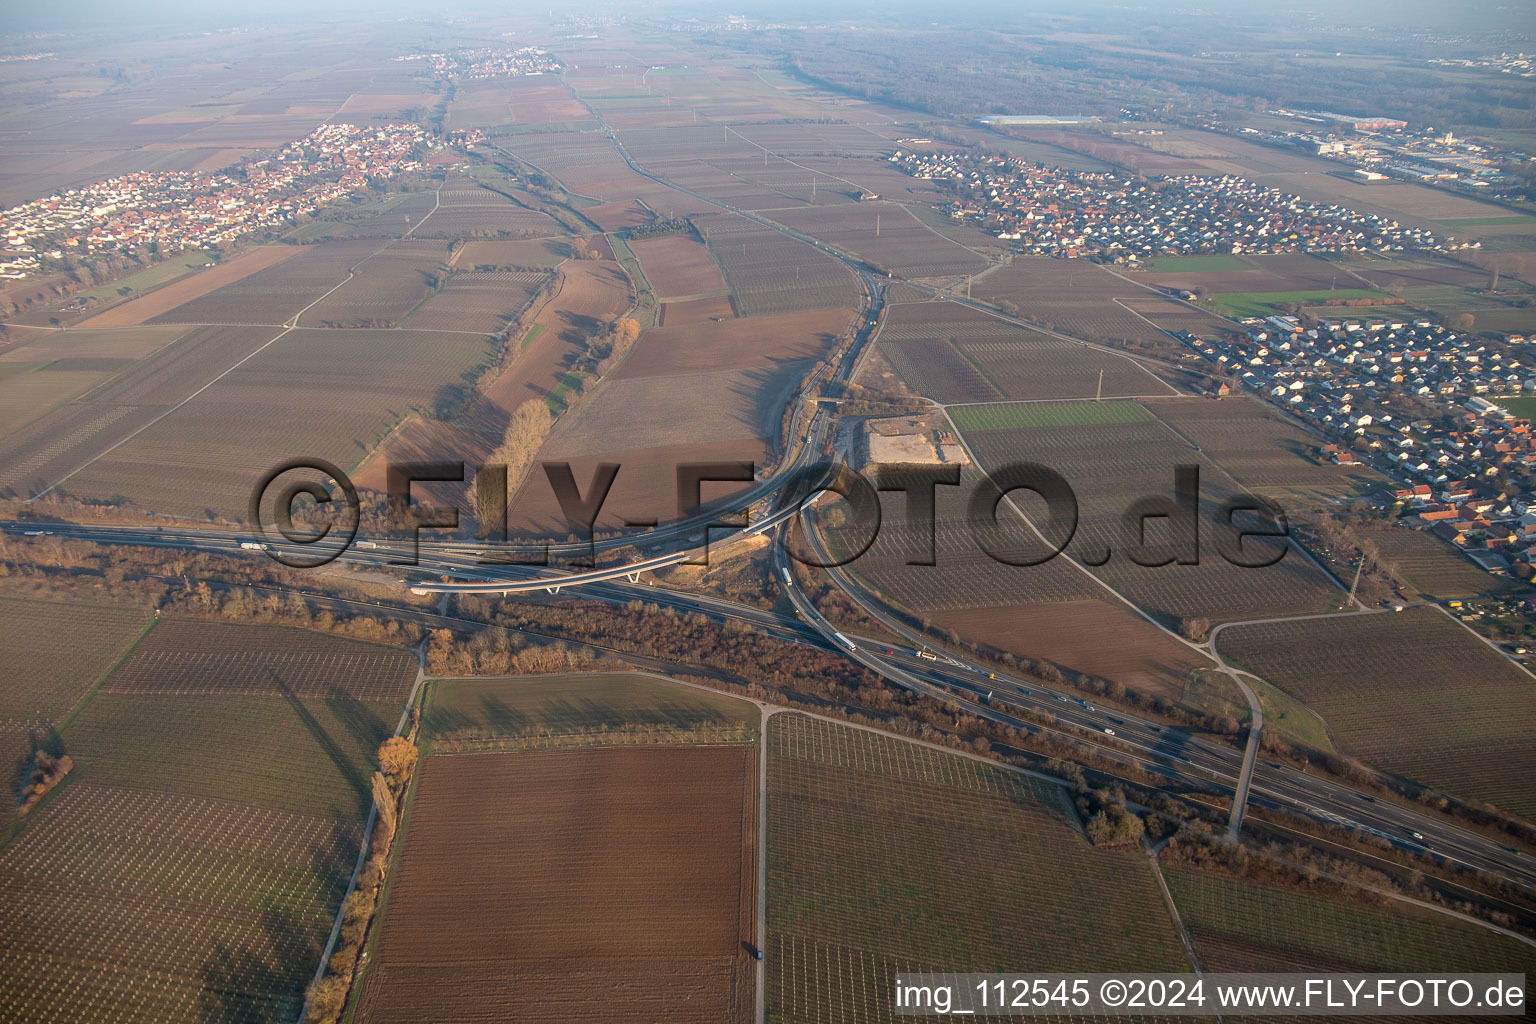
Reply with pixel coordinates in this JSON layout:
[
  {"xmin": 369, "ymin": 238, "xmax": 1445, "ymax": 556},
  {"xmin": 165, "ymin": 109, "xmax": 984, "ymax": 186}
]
[{"xmin": 239, "ymin": 541, "xmax": 268, "ymax": 551}]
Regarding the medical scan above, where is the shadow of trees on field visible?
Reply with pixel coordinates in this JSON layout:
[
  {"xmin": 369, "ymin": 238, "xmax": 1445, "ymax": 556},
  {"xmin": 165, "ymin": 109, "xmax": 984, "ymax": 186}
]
[
  {"xmin": 266, "ymin": 670, "xmax": 389, "ymax": 819},
  {"xmin": 428, "ymin": 688, "xmax": 735, "ymax": 742},
  {"xmin": 198, "ymin": 906, "xmax": 322, "ymax": 1024}
]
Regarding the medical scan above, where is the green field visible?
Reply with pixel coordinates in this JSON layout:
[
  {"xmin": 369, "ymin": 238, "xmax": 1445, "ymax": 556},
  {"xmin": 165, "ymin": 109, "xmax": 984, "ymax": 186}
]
[
  {"xmin": 1144, "ymin": 254, "xmax": 1251, "ymax": 272},
  {"xmin": 1166, "ymin": 867, "xmax": 1536, "ymax": 975},
  {"xmin": 1216, "ymin": 608, "xmax": 1536, "ymax": 820},
  {"xmin": 424, "ymin": 672, "xmax": 759, "ymax": 752},
  {"xmin": 1179, "ymin": 668, "xmax": 1331, "ymax": 752},
  {"xmin": 1496, "ymin": 395, "xmax": 1536, "ymax": 419},
  {"xmin": 766, "ymin": 714, "xmax": 1190, "ymax": 1022},
  {"xmin": 545, "ymin": 369, "xmax": 591, "ymax": 413},
  {"xmin": 948, "ymin": 399, "xmax": 1154, "ymax": 431},
  {"xmin": 1209, "ymin": 289, "xmax": 1387, "ymax": 318},
  {"xmin": 62, "ymin": 691, "xmax": 396, "ymax": 821},
  {"xmin": 606, "ymin": 232, "xmax": 654, "ymax": 298},
  {"xmin": 48, "ymin": 252, "xmax": 212, "ymax": 311}
]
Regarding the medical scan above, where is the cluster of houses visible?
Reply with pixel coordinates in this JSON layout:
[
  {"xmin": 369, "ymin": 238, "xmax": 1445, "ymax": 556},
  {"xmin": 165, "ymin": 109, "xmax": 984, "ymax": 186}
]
[
  {"xmin": 890, "ymin": 150, "xmax": 1460, "ymax": 258},
  {"xmin": 1188, "ymin": 315, "xmax": 1536, "ymax": 576},
  {"xmin": 0, "ymin": 123, "xmax": 426, "ymax": 278},
  {"xmin": 396, "ymin": 47, "xmax": 561, "ymax": 79},
  {"xmin": 1428, "ymin": 53, "xmax": 1535, "ymax": 78}
]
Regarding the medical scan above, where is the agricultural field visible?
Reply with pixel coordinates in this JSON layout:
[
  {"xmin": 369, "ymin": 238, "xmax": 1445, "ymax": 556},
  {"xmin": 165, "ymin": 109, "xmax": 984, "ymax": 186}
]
[
  {"xmin": 354, "ymin": 256, "xmax": 633, "ymax": 492},
  {"xmin": 0, "ymin": 783, "xmax": 364, "ymax": 1024},
  {"xmin": 454, "ymin": 237, "xmax": 573, "ymax": 270},
  {"xmin": 0, "ymin": 324, "xmax": 190, "ymax": 439},
  {"xmin": 0, "ymin": 324, "xmax": 280, "ymax": 500},
  {"xmin": 0, "ymin": 596, "xmax": 150, "ymax": 831},
  {"xmin": 972, "ymin": 259, "xmax": 1199, "ymax": 346},
  {"xmin": 955, "ymin": 405, "xmax": 1345, "ymax": 625},
  {"xmin": 497, "ymin": 131, "xmax": 638, "ymax": 198},
  {"xmin": 928, "ymin": 600, "xmax": 1211, "ymax": 700},
  {"xmin": 510, "ymin": 435, "xmax": 769, "ymax": 539},
  {"xmin": 1139, "ymin": 249, "xmax": 1536, "ymax": 330},
  {"xmin": 1209, "ymin": 289, "xmax": 1387, "ymax": 320},
  {"xmin": 1216, "ymin": 608, "xmax": 1536, "ymax": 819},
  {"xmin": 478, "ymin": 258, "xmax": 633, "ymax": 415},
  {"xmin": 510, "ymin": 355, "xmax": 795, "ymax": 533},
  {"xmin": 0, "ymin": 613, "xmax": 400, "ymax": 1024},
  {"xmin": 298, "ymin": 240, "xmax": 449, "ymax": 328},
  {"xmin": 423, "ymin": 673, "xmax": 758, "ymax": 753},
  {"xmin": 621, "ymin": 126, "xmax": 835, "ymax": 211},
  {"xmin": 829, "ymin": 463, "xmax": 1103, "ymax": 609},
  {"xmin": 411, "ymin": 180, "xmax": 564, "ymax": 239},
  {"xmin": 827, "ymin": 459, "xmax": 1215, "ymax": 699},
  {"xmin": 282, "ymin": 191, "xmax": 440, "ymax": 243},
  {"xmin": 499, "ymin": 131, "xmax": 704, "ymax": 215},
  {"xmin": 147, "ymin": 239, "xmax": 384, "ymax": 325},
  {"xmin": 405, "ymin": 270, "xmax": 549, "ymax": 334},
  {"xmin": 766, "ymin": 714, "xmax": 1190, "ymax": 1023},
  {"xmin": 948, "ymin": 398, "xmax": 1154, "ymax": 431},
  {"xmin": 332, "ymin": 90, "xmax": 440, "ymax": 121},
  {"xmin": 62, "ymin": 327, "xmax": 494, "ymax": 518},
  {"xmin": 631, "ymin": 233, "xmax": 729, "ymax": 299},
  {"xmin": 21, "ymin": 252, "xmax": 213, "ymax": 324},
  {"xmin": 75, "ymin": 247, "xmax": 303, "ymax": 327},
  {"xmin": 661, "ymin": 294, "xmax": 737, "ymax": 324},
  {"xmin": 1110, "ymin": 295, "xmax": 1234, "ymax": 342},
  {"xmin": 538, "ymin": 364, "xmax": 794, "ymax": 458},
  {"xmin": 614, "ymin": 307, "xmax": 851, "ymax": 379},
  {"xmin": 1145, "ymin": 396, "xmax": 1387, "ymax": 510},
  {"xmin": 584, "ymin": 200, "xmax": 653, "ymax": 232},
  {"xmin": 0, "ymin": 597, "xmax": 151, "ymax": 726},
  {"xmin": 877, "ymin": 303, "xmax": 1174, "ymax": 403},
  {"xmin": 768, "ymin": 203, "xmax": 989, "ymax": 280},
  {"xmin": 104, "ymin": 619, "xmax": 417, "ymax": 701},
  {"xmin": 1360, "ymin": 528, "xmax": 1529, "ymax": 601},
  {"xmin": 505, "ymin": 77, "xmax": 592, "ymax": 126},
  {"xmin": 1139, "ymin": 252, "xmax": 1362, "ymax": 296},
  {"xmin": 1165, "ymin": 867, "xmax": 1536, "ymax": 977},
  {"xmin": 60, "ymin": 688, "xmax": 397, "ymax": 820},
  {"xmin": 1141, "ymin": 255, "xmax": 1253, "ymax": 273},
  {"xmin": 447, "ymin": 77, "xmax": 591, "ymax": 130},
  {"xmin": 354, "ymin": 745, "xmax": 756, "ymax": 1023},
  {"xmin": 694, "ymin": 211, "xmax": 862, "ymax": 316}
]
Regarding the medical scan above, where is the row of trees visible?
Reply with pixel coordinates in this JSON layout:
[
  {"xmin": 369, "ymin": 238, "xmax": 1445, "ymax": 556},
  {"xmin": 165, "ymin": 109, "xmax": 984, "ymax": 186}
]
[{"xmin": 305, "ymin": 735, "xmax": 419, "ymax": 1024}]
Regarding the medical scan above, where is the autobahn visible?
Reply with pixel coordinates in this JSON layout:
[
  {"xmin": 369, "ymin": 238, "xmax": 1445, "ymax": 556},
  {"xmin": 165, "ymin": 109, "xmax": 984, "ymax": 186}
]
[{"xmin": 11, "ymin": 517, "xmax": 1534, "ymax": 901}]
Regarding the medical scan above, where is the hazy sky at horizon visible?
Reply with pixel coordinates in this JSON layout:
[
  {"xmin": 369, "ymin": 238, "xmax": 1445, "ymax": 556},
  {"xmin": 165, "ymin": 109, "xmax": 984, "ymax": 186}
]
[{"xmin": 4, "ymin": 0, "xmax": 1525, "ymax": 35}]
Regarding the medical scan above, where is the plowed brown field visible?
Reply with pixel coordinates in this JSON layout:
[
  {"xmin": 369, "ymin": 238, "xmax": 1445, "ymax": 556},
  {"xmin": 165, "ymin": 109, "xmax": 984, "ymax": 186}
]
[
  {"xmin": 355, "ymin": 745, "xmax": 755, "ymax": 1023},
  {"xmin": 631, "ymin": 234, "xmax": 728, "ymax": 298}
]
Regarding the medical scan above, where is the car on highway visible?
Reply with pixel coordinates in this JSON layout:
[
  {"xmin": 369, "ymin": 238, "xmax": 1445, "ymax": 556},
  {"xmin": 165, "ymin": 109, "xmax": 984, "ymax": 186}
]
[{"xmin": 1103, "ymin": 728, "xmax": 1115, "ymax": 736}]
